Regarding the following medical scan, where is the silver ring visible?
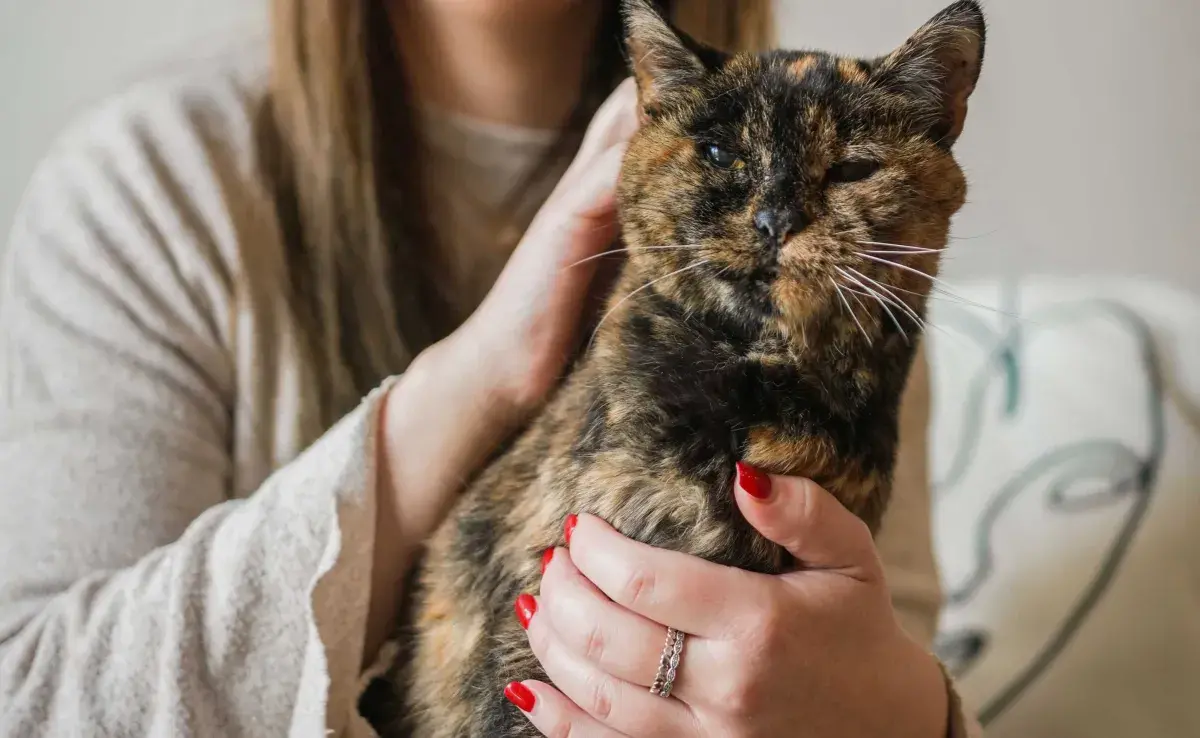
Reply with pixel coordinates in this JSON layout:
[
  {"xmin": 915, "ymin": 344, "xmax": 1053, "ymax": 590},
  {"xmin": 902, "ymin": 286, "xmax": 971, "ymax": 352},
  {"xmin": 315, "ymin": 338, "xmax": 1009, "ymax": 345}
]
[{"xmin": 650, "ymin": 627, "xmax": 685, "ymax": 698}]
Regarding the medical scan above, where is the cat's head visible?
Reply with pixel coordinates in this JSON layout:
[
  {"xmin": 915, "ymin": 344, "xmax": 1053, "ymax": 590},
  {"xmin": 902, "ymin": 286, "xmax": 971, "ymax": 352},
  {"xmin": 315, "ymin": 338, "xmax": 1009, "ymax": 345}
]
[{"xmin": 616, "ymin": 0, "xmax": 985, "ymax": 349}]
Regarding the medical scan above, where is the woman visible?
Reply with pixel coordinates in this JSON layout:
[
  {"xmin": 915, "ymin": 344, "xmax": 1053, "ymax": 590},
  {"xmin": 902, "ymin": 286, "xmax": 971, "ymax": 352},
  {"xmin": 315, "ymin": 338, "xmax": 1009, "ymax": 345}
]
[{"xmin": 0, "ymin": 1, "xmax": 977, "ymax": 736}]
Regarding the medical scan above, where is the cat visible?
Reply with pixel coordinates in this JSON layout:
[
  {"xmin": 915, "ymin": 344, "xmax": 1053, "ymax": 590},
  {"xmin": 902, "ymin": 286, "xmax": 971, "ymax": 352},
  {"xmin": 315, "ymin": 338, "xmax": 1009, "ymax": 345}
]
[{"xmin": 371, "ymin": 1, "xmax": 986, "ymax": 735}]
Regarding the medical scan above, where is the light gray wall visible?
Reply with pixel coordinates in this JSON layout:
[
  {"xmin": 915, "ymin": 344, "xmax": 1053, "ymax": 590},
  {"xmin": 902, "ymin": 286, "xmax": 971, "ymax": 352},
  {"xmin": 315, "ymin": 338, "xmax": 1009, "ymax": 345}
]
[
  {"xmin": 777, "ymin": 0, "xmax": 1200, "ymax": 290},
  {"xmin": 0, "ymin": 1, "xmax": 263, "ymax": 244},
  {"xmin": 2, "ymin": 0, "xmax": 1197, "ymax": 289}
]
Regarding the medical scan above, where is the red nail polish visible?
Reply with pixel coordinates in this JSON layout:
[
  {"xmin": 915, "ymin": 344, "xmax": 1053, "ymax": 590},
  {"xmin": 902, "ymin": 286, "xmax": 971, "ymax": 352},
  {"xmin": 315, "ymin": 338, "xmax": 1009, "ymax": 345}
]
[
  {"xmin": 504, "ymin": 681, "xmax": 536, "ymax": 712},
  {"xmin": 514, "ymin": 594, "xmax": 537, "ymax": 629},
  {"xmin": 564, "ymin": 514, "xmax": 578, "ymax": 546},
  {"xmin": 540, "ymin": 548, "xmax": 554, "ymax": 575},
  {"xmin": 736, "ymin": 461, "xmax": 772, "ymax": 499}
]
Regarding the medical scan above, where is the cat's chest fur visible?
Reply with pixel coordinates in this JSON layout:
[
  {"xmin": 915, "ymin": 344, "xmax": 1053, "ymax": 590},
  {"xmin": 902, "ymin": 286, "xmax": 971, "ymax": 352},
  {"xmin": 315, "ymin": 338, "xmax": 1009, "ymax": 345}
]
[
  {"xmin": 370, "ymin": 0, "xmax": 986, "ymax": 730},
  {"xmin": 440, "ymin": 274, "xmax": 911, "ymax": 588},
  {"xmin": 377, "ymin": 285, "xmax": 914, "ymax": 738}
]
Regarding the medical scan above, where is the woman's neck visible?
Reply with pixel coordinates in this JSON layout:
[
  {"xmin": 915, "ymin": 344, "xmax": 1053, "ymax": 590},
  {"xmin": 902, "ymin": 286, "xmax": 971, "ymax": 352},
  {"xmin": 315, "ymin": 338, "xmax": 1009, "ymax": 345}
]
[{"xmin": 391, "ymin": 2, "xmax": 603, "ymax": 129}]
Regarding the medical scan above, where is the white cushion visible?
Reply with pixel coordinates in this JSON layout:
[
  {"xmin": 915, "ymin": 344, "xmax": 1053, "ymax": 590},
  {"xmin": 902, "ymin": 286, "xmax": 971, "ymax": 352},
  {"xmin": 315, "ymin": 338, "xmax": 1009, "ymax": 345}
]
[{"xmin": 927, "ymin": 277, "xmax": 1200, "ymax": 736}]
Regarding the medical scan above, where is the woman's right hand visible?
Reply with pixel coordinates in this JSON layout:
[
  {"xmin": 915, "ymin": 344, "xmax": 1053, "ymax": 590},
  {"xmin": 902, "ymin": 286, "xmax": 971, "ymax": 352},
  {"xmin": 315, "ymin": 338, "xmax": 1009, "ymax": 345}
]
[
  {"xmin": 365, "ymin": 79, "xmax": 640, "ymax": 659},
  {"xmin": 464, "ymin": 76, "xmax": 640, "ymax": 411}
]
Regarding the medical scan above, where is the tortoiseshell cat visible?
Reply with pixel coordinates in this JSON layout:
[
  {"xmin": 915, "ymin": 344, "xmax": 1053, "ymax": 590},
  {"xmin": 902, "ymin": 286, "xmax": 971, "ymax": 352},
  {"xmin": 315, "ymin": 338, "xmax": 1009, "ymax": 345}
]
[{"xmin": 374, "ymin": 1, "xmax": 986, "ymax": 735}]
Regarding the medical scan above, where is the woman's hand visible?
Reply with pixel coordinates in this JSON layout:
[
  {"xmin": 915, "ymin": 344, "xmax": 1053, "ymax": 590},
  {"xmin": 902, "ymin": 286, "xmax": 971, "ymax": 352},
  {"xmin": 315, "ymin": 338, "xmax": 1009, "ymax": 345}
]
[
  {"xmin": 464, "ymin": 75, "xmax": 641, "ymax": 412},
  {"xmin": 366, "ymin": 79, "xmax": 639, "ymax": 660},
  {"xmin": 508, "ymin": 466, "xmax": 950, "ymax": 738},
  {"xmin": 383, "ymin": 76, "xmax": 639, "ymax": 537}
]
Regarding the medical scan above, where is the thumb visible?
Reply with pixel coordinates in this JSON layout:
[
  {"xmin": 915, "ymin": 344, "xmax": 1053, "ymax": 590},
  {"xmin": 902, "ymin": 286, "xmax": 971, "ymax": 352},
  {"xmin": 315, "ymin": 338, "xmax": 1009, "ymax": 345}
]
[
  {"xmin": 733, "ymin": 462, "xmax": 883, "ymax": 583},
  {"xmin": 522, "ymin": 142, "xmax": 627, "ymax": 268}
]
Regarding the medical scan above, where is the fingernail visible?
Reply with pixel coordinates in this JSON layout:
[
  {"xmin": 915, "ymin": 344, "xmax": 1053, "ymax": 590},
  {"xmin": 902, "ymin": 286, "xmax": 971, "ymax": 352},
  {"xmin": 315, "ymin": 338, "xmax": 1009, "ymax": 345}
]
[
  {"xmin": 736, "ymin": 461, "xmax": 772, "ymax": 500},
  {"xmin": 504, "ymin": 681, "xmax": 536, "ymax": 712},
  {"xmin": 564, "ymin": 514, "xmax": 578, "ymax": 545},
  {"xmin": 514, "ymin": 594, "xmax": 537, "ymax": 629},
  {"xmin": 540, "ymin": 548, "xmax": 554, "ymax": 575}
]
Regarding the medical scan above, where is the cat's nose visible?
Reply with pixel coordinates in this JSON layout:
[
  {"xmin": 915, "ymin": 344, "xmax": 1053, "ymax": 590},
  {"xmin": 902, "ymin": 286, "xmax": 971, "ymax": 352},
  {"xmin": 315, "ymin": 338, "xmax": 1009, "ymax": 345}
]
[{"xmin": 753, "ymin": 207, "xmax": 805, "ymax": 245}]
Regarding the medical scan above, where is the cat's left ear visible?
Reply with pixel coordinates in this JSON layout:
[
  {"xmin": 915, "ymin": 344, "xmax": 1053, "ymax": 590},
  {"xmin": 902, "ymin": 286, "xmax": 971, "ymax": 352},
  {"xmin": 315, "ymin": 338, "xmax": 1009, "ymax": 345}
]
[
  {"xmin": 874, "ymin": 0, "xmax": 986, "ymax": 147},
  {"xmin": 621, "ymin": 0, "xmax": 725, "ymax": 119}
]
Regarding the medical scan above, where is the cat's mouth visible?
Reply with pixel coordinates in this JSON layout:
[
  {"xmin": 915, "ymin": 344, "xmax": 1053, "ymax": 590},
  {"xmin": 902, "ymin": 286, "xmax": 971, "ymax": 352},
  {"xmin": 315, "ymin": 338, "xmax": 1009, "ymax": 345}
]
[{"xmin": 716, "ymin": 263, "xmax": 779, "ymax": 318}]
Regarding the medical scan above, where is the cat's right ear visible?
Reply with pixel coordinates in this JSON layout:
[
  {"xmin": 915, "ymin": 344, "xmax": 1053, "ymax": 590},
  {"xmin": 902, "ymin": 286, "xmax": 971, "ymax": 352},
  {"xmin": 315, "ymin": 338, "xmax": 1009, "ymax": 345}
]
[
  {"xmin": 621, "ymin": 0, "xmax": 717, "ymax": 120},
  {"xmin": 873, "ymin": 0, "xmax": 986, "ymax": 147}
]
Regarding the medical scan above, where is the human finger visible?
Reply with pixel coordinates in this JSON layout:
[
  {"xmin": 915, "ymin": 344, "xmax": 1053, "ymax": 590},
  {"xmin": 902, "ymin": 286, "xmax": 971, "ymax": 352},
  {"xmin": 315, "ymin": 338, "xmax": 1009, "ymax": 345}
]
[
  {"xmin": 504, "ymin": 680, "xmax": 627, "ymax": 738},
  {"xmin": 566, "ymin": 514, "xmax": 769, "ymax": 639},
  {"xmin": 540, "ymin": 546, "xmax": 712, "ymax": 703},
  {"xmin": 733, "ymin": 464, "xmax": 883, "ymax": 584},
  {"xmin": 522, "ymin": 593, "xmax": 695, "ymax": 735}
]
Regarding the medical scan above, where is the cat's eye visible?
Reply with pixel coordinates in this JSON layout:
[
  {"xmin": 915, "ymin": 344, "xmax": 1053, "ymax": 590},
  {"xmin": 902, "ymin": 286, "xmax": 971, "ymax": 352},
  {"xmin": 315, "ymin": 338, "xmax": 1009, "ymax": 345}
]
[
  {"xmin": 827, "ymin": 159, "xmax": 881, "ymax": 183},
  {"xmin": 701, "ymin": 143, "xmax": 744, "ymax": 170}
]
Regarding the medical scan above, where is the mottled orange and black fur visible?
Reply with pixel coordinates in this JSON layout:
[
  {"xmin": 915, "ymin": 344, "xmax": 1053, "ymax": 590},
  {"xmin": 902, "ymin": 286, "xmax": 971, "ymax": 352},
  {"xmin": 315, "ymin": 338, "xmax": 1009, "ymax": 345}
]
[{"xmin": 369, "ymin": 1, "xmax": 986, "ymax": 735}]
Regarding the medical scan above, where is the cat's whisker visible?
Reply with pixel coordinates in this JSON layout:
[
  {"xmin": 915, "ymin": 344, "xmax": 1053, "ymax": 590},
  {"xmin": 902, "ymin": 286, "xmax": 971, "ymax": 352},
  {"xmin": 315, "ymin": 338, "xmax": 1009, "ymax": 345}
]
[
  {"xmin": 705, "ymin": 80, "xmax": 748, "ymax": 104},
  {"xmin": 841, "ymin": 266, "xmax": 926, "ymax": 328},
  {"xmin": 589, "ymin": 260, "xmax": 711, "ymax": 348},
  {"xmin": 858, "ymin": 244, "xmax": 939, "ymax": 252},
  {"xmin": 860, "ymin": 249, "xmax": 943, "ymax": 257},
  {"xmin": 836, "ymin": 268, "xmax": 909, "ymax": 344},
  {"xmin": 841, "ymin": 270, "xmax": 997, "ymax": 349},
  {"xmin": 712, "ymin": 264, "xmax": 735, "ymax": 281},
  {"xmin": 841, "ymin": 283, "xmax": 874, "ymax": 317},
  {"xmin": 841, "ymin": 283, "xmax": 912, "ymax": 343},
  {"xmin": 856, "ymin": 240, "xmax": 947, "ymax": 253},
  {"xmin": 621, "ymin": 204, "xmax": 683, "ymax": 217},
  {"xmin": 950, "ymin": 228, "xmax": 1002, "ymax": 242},
  {"xmin": 926, "ymin": 289, "xmax": 1024, "ymax": 320},
  {"xmin": 859, "ymin": 264, "xmax": 1021, "ymax": 319},
  {"xmin": 844, "ymin": 282, "xmax": 925, "ymax": 331},
  {"xmin": 831, "ymin": 280, "xmax": 873, "ymax": 346},
  {"xmin": 858, "ymin": 253, "xmax": 1015, "ymax": 316},
  {"xmin": 841, "ymin": 281, "xmax": 975, "ymax": 348},
  {"xmin": 842, "ymin": 285, "xmax": 890, "ymax": 336},
  {"xmin": 561, "ymin": 244, "xmax": 705, "ymax": 271}
]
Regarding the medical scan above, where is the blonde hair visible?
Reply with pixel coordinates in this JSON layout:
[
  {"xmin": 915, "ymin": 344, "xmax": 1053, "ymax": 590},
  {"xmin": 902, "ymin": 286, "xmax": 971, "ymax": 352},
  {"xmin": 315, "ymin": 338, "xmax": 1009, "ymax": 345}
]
[{"xmin": 264, "ymin": 0, "xmax": 775, "ymax": 426}]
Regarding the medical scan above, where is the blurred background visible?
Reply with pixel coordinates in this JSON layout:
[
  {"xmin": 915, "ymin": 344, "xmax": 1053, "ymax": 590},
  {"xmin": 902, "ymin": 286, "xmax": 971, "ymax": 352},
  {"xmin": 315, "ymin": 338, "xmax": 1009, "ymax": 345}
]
[
  {"xmin": 2, "ymin": 2, "xmax": 1198, "ymax": 736},
  {"xmin": 2, "ymin": 0, "xmax": 1198, "ymax": 288}
]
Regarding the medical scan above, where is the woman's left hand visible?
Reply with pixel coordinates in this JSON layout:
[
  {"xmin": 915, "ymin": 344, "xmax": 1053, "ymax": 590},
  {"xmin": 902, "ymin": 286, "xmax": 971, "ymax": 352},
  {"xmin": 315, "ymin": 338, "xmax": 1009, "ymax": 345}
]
[{"xmin": 506, "ymin": 465, "xmax": 950, "ymax": 738}]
